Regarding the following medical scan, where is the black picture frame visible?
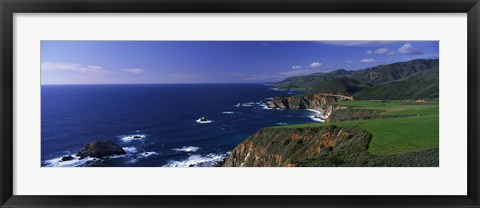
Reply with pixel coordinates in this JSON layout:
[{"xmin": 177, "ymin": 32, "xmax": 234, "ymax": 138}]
[{"xmin": 1, "ymin": 0, "xmax": 479, "ymax": 207}]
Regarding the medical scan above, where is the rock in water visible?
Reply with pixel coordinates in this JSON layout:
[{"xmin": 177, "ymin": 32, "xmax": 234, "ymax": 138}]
[
  {"xmin": 76, "ymin": 140, "xmax": 126, "ymax": 159},
  {"xmin": 60, "ymin": 155, "xmax": 74, "ymax": 162}
]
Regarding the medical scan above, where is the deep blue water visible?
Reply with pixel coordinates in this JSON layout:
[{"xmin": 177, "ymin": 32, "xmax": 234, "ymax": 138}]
[{"xmin": 41, "ymin": 84, "xmax": 319, "ymax": 167}]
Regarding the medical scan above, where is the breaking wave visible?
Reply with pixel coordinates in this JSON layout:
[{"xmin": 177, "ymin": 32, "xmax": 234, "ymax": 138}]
[
  {"xmin": 163, "ymin": 152, "xmax": 229, "ymax": 167},
  {"xmin": 120, "ymin": 134, "xmax": 146, "ymax": 143},
  {"xmin": 196, "ymin": 119, "xmax": 213, "ymax": 124},
  {"xmin": 173, "ymin": 146, "xmax": 200, "ymax": 152},
  {"xmin": 43, "ymin": 155, "xmax": 95, "ymax": 167}
]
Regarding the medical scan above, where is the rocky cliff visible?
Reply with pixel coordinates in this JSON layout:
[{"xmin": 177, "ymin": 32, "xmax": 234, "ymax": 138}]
[
  {"xmin": 222, "ymin": 126, "xmax": 439, "ymax": 167},
  {"xmin": 268, "ymin": 93, "xmax": 352, "ymax": 117},
  {"xmin": 222, "ymin": 126, "xmax": 371, "ymax": 167},
  {"xmin": 268, "ymin": 93, "xmax": 352, "ymax": 110}
]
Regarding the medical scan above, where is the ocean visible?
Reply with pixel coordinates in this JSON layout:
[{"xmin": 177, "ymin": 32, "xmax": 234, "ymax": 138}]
[{"xmin": 41, "ymin": 84, "xmax": 320, "ymax": 167}]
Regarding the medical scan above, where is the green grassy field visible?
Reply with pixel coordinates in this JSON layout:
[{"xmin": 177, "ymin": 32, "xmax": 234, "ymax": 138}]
[{"xmin": 276, "ymin": 100, "xmax": 439, "ymax": 156}]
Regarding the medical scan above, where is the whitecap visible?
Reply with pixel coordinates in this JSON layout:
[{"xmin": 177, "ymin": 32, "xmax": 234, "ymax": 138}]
[
  {"xmin": 163, "ymin": 152, "xmax": 229, "ymax": 167},
  {"xmin": 138, "ymin": 151, "xmax": 159, "ymax": 157},
  {"xmin": 196, "ymin": 119, "xmax": 213, "ymax": 124},
  {"xmin": 123, "ymin": 146, "xmax": 138, "ymax": 153},
  {"xmin": 125, "ymin": 151, "xmax": 159, "ymax": 164},
  {"xmin": 306, "ymin": 109, "xmax": 328, "ymax": 122},
  {"xmin": 173, "ymin": 146, "xmax": 200, "ymax": 152},
  {"xmin": 264, "ymin": 97, "xmax": 274, "ymax": 100},
  {"xmin": 120, "ymin": 134, "xmax": 146, "ymax": 143},
  {"xmin": 276, "ymin": 122, "xmax": 288, "ymax": 125},
  {"xmin": 43, "ymin": 155, "xmax": 95, "ymax": 167},
  {"xmin": 260, "ymin": 104, "xmax": 272, "ymax": 110},
  {"xmin": 110, "ymin": 146, "xmax": 138, "ymax": 158},
  {"xmin": 109, "ymin": 154, "xmax": 127, "ymax": 159},
  {"xmin": 308, "ymin": 115, "xmax": 325, "ymax": 122},
  {"xmin": 126, "ymin": 158, "xmax": 139, "ymax": 164},
  {"xmin": 306, "ymin": 109, "xmax": 322, "ymax": 114},
  {"xmin": 222, "ymin": 111, "xmax": 235, "ymax": 114}
]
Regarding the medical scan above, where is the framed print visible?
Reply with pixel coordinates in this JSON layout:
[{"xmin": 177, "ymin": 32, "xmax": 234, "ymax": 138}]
[{"xmin": 1, "ymin": 0, "xmax": 479, "ymax": 207}]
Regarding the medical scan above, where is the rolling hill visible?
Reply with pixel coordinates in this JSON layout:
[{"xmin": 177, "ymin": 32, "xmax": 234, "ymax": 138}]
[{"xmin": 273, "ymin": 59, "xmax": 439, "ymax": 100}]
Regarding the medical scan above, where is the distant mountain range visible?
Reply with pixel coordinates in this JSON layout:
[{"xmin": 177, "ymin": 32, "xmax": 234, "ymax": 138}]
[{"xmin": 273, "ymin": 59, "xmax": 439, "ymax": 100}]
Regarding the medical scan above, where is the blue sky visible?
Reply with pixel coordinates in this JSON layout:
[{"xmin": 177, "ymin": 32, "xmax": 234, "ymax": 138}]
[{"xmin": 41, "ymin": 41, "xmax": 439, "ymax": 84}]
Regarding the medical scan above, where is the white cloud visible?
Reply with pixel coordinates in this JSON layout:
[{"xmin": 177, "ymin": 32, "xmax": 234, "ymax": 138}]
[
  {"xmin": 387, "ymin": 51, "xmax": 396, "ymax": 56},
  {"xmin": 374, "ymin": 47, "xmax": 389, "ymax": 55},
  {"xmin": 41, "ymin": 62, "xmax": 107, "ymax": 74},
  {"xmin": 122, "ymin": 68, "xmax": 143, "ymax": 74},
  {"xmin": 367, "ymin": 47, "xmax": 395, "ymax": 56},
  {"xmin": 346, "ymin": 60, "xmax": 353, "ymax": 64},
  {"xmin": 309, "ymin": 62, "xmax": 322, "ymax": 68},
  {"xmin": 292, "ymin": 65, "xmax": 302, "ymax": 69},
  {"xmin": 360, "ymin": 58, "xmax": 377, "ymax": 63},
  {"xmin": 398, "ymin": 43, "xmax": 423, "ymax": 54}
]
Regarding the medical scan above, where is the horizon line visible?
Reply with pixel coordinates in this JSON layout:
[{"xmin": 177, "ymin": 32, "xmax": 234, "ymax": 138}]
[{"xmin": 41, "ymin": 82, "xmax": 273, "ymax": 86}]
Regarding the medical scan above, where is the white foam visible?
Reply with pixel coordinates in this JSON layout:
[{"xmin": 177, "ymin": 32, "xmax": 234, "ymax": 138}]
[
  {"xmin": 123, "ymin": 146, "xmax": 138, "ymax": 153},
  {"xmin": 264, "ymin": 97, "xmax": 274, "ymax": 100},
  {"xmin": 120, "ymin": 134, "xmax": 146, "ymax": 143},
  {"xmin": 43, "ymin": 155, "xmax": 95, "ymax": 167},
  {"xmin": 138, "ymin": 151, "xmax": 159, "ymax": 157},
  {"xmin": 308, "ymin": 115, "xmax": 325, "ymax": 122},
  {"xmin": 109, "ymin": 154, "xmax": 127, "ymax": 159},
  {"xmin": 110, "ymin": 146, "xmax": 138, "ymax": 158},
  {"xmin": 306, "ymin": 109, "xmax": 329, "ymax": 122},
  {"xmin": 173, "ymin": 146, "xmax": 200, "ymax": 152},
  {"xmin": 260, "ymin": 104, "xmax": 272, "ymax": 110},
  {"xmin": 306, "ymin": 109, "xmax": 322, "ymax": 114},
  {"xmin": 125, "ymin": 151, "xmax": 159, "ymax": 164},
  {"xmin": 196, "ymin": 119, "xmax": 213, "ymax": 124},
  {"xmin": 163, "ymin": 153, "xmax": 229, "ymax": 167},
  {"xmin": 276, "ymin": 122, "xmax": 288, "ymax": 125},
  {"xmin": 126, "ymin": 158, "xmax": 139, "ymax": 164},
  {"xmin": 222, "ymin": 111, "xmax": 235, "ymax": 114}
]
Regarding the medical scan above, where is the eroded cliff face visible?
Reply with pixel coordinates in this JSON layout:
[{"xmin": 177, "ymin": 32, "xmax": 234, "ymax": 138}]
[
  {"xmin": 222, "ymin": 126, "xmax": 371, "ymax": 167},
  {"xmin": 268, "ymin": 93, "xmax": 351, "ymax": 117},
  {"xmin": 268, "ymin": 93, "xmax": 351, "ymax": 109}
]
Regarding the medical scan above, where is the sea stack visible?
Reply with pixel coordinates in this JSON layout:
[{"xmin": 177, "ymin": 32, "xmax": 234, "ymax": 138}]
[{"xmin": 76, "ymin": 140, "xmax": 126, "ymax": 159}]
